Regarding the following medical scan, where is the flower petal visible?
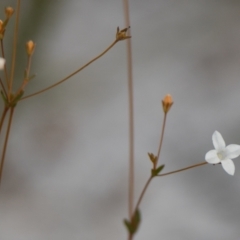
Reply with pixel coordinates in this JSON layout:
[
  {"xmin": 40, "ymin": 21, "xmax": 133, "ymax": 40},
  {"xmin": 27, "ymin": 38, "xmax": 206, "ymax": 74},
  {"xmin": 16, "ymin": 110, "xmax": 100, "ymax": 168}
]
[
  {"xmin": 212, "ymin": 131, "xmax": 225, "ymax": 150},
  {"xmin": 205, "ymin": 149, "xmax": 220, "ymax": 164},
  {"xmin": 225, "ymin": 144, "xmax": 240, "ymax": 159},
  {"xmin": 221, "ymin": 159, "xmax": 235, "ymax": 175}
]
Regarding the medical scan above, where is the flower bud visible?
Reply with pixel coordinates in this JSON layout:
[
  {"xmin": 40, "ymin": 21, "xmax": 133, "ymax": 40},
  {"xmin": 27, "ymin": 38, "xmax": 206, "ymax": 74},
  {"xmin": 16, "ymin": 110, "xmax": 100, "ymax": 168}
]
[
  {"xmin": 0, "ymin": 57, "xmax": 5, "ymax": 70},
  {"xmin": 116, "ymin": 26, "xmax": 131, "ymax": 41},
  {"xmin": 5, "ymin": 7, "xmax": 14, "ymax": 18},
  {"xmin": 0, "ymin": 20, "xmax": 3, "ymax": 32},
  {"xmin": 148, "ymin": 152, "xmax": 157, "ymax": 165},
  {"xmin": 162, "ymin": 94, "xmax": 173, "ymax": 113},
  {"xmin": 0, "ymin": 20, "xmax": 5, "ymax": 39},
  {"xmin": 26, "ymin": 40, "xmax": 35, "ymax": 56}
]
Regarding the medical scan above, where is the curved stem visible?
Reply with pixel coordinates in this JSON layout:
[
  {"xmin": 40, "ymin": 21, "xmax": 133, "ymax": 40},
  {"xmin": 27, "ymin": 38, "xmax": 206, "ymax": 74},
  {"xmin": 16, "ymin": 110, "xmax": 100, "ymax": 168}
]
[
  {"xmin": 0, "ymin": 107, "xmax": 15, "ymax": 185},
  {"xmin": 20, "ymin": 39, "xmax": 118, "ymax": 101},
  {"xmin": 158, "ymin": 161, "xmax": 207, "ymax": 177},
  {"xmin": 134, "ymin": 176, "xmax": 152, "ymax": 215}
]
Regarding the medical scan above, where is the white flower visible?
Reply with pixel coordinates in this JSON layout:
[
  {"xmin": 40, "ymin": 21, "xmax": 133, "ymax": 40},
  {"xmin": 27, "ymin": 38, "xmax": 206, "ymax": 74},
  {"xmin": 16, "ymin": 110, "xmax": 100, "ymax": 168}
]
[
  {"xmin": 0, "ymin": 57, "xmax": 5, "ymax": 70},
  {"xmin": 205, "ymin": 131, "xmax": 240, "ymax": 175}
]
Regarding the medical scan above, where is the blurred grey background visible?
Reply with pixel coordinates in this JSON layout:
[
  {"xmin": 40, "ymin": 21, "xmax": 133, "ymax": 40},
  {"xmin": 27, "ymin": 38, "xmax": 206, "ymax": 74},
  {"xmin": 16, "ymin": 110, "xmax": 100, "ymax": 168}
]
[{"xmin": 1, "ymin": 0, "xmax": 240, "ymax": 239}]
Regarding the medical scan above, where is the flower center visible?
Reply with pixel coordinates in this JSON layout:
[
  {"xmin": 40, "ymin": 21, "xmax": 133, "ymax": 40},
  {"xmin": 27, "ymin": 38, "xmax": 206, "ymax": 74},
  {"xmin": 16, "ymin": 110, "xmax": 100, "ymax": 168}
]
[{"xmin": 217, "ymin": 150, "xmax": 226, "ymax": 160}]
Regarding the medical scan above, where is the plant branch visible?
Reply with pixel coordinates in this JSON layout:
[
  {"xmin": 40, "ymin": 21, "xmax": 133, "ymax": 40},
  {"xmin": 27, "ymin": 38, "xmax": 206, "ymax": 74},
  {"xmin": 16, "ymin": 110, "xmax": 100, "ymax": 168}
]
[
  {"xmin": 0, "ymin": 78, "xmax": 7, "ymax": 97},
  {"xmin": 9, "ymin": 0, "xmax": 21, "ymax": 95},
  {"xmin": 20, "ymin": 39, "xmax": 118, "ymax": 101},
  {"xmin": 156, "ymin": 113, "xmax": 167, "ymax": 167},
  {"xmin": 158, "ymin": 161, "xmax": 207, "ymax": 177},
  {"xmin": 134, "ymin": 176, "xmax": 152, "ymax": 216},
  {"xmin": 0, "ymin": 106, "xmax": 9, "ymax": 133},
  {"xmin": 0, "ymin": 107, "xmax": 14, "ymax": 185}
]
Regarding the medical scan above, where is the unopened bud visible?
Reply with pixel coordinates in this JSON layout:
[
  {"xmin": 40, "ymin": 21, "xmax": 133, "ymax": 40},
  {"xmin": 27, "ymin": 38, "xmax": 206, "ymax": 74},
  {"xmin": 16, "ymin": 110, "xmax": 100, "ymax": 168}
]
[
  {"xmin": 26, "ymin": 40, "xmax": 35, "ymax": 56},
  {"xmin": 116, "ymin": 26, "xmax": 131, "ymax": 41},
  {"xmin": 148, "ymin": 152, "xmax": 157, "ymax": 166},
  {"xmin": 0, "ymin": 20, "xmax": 3, "ymax": 32},
  {"xmin": 5, "ymin": 7, "xmax": 14, "ymax": 18},
  {"xmin": 0, "ymin": 20, "xmax": 5, "ymax": 39},
  {"xmin": 0, "ymin": 57, "xmax": 5, "ymax": 70},
  {"xmin": 162, "ymin": 94, "xmax": 173, "ymax": 113}
]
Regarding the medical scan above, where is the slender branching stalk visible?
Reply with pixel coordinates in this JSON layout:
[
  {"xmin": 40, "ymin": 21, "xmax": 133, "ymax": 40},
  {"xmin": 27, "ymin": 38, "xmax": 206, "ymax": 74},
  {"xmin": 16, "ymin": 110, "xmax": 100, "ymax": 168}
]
[
  {"xmin": 128, "ymin": 110, "xmax": 168, "ymax": 239},
  {"xmin": 158, "ymin": 162, "xmax": 207, "ymax": 177},
  {"xmin": 133, "ymin": 176, "xmax": 152, "ymax": 218},
  {"xmin": 14, "ymin": 46, "xmax": 33, "ymax": 97},
  {"xmin": 0, "ymin": 107, "xmax": 14, "ymax": 185},
  {"xmin": 20, "ymin": 39, "xmax": 119, "ymax": 101},
  {"xmin": 0, "ymin": 0, "xmax": 129, "ymax": 186}
]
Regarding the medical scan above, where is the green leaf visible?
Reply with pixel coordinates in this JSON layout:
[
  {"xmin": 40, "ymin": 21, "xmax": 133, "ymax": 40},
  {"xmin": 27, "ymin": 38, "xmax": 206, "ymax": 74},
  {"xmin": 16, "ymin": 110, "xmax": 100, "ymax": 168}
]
[
  {"xmin": 123, "ymin": 209, "xmax": 141, "ymax": 235},
  {"xmin": 123, "ymin": 219, "xmax": 134, "ymax": 234},
  {"xmin": 151, "ymin": 164, "xmax": 165, "ymax": 177},
  {"xmin": 132, "ymin": 208, "xmax": 141, "ymax": 233}
]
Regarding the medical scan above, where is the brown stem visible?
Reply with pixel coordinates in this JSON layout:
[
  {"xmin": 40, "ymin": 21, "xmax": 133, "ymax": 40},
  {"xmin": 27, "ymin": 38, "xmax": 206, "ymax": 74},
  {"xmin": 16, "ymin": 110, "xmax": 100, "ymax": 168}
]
[
  {"xmin": 0, "ymin": 107, "xmax": 15, "ymax": 185},
  {"xmin": 0, "ymin": 106, "xmax": 9, "ymax": 133},
  {"xmin": 14, "ymin": 55, "xmax": 32, "ymax": 97},
  {"xmin": 20, "ymin": 39, "xmax": 118, "ymax": 101},
  {"xmin": 9, "ymin": 0, "xmax": 21, "ymax": 95},
  {"xmin": 25, "ymin": 54, "xmax": 32, "ymax": 79},
  {"xmin": 128, "ymin": 176, "xmax": 153, "ymax": 240},
  {"xmin": 134, "ymin": 176, "xmax": 152, "ymax": 215},
  {"xmin": 123, "ymin": 0, "xmax": 134, "ymax": 221},
  {"xmin": 0, "ymin": 78, "xmax": 7, "ymax": 97},
  {"xmin": 158, "ymin": 162, "xmax": 207, "ymax": 177},
  {"xmin": 156, "ymin": 113, "xmax": 167, "ymax": 167}
]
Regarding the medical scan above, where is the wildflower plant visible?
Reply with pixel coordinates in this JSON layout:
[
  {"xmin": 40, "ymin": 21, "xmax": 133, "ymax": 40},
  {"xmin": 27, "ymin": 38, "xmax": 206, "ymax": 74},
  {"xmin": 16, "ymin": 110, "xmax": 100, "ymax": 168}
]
[{"xmin": 1, "ymin": 0, "xmax": 240, "ymax": 240}]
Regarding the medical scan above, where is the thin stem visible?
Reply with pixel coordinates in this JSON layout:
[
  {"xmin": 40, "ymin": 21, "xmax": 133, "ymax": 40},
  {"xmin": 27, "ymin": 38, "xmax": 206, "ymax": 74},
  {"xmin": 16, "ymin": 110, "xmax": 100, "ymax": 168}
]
[
  {"xmin": 9, "ymin": 0, "xmax": 21, "ymax": 95},
  {"xmin": 134, "ymin": 176, "xmax": 152, "ymax": 215},
  {"xmin": 123, "ymin": 0, "xmax": 134, "ymax": 221},
  {"xmin": 25, "ymin": 54, "xmax": 32, "ymax": 79},
  {"xmin": 158, "ymin": 161, "xmax": 207, "ymax": 177},
  {"xmin": 128, "ymin": 176, "xmax": 153, "ymax": 240},
  {"xmin": 0, "ymin": 107, "xmax": 14, "ymax": 185},
  {"xmin": 14, "ymin": 54, "xmax": 32, "ymax": 97},
  {"xmin": 0, "ymin": 106, "xmax": 9, "ymax": 133},
  {"xmin": 20, "ymin": 39, "xmax": 118, "ymax": 101},
  {"xmin": 0, "ymin": 78, "xmax": 7, "ymax": 97},
  {"xmin": 1, "ymin": 40, "xmax": 9, "ymax": 86},
  {"xmin": 156, "ymin": 113, "xmax": 167, "ymax": 167}
]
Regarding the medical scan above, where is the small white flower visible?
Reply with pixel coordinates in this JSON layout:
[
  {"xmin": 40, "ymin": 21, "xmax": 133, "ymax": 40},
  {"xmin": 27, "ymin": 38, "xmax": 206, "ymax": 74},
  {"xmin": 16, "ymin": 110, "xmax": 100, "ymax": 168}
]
[
  {"xmin": 0, "ymin": 57, "xmax": 5, "ymax": 70},
  {"xmin": 205, "ymin": 131, "xmax": 240, "ymax": 175}
]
